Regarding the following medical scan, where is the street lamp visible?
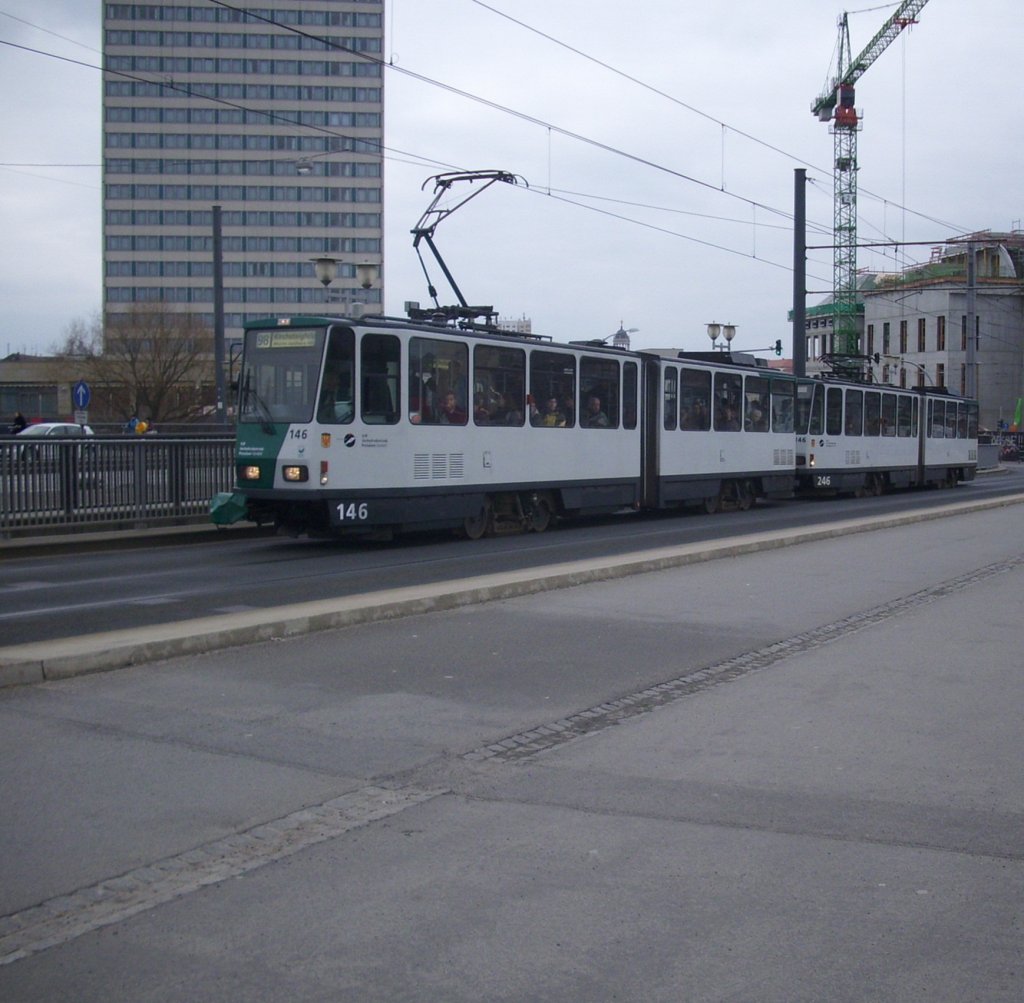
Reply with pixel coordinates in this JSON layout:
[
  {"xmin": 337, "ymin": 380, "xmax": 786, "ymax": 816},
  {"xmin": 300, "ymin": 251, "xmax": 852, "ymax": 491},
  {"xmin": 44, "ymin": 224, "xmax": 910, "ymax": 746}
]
[
  {"xmin": 309, "ymin": 258, "xmax": 381, "ymax": 315},
  {"xmin": 355, "ymin": 260, "xmax": 380, "ymax": 291},
  {"xmin": 311, "ymin": 256, "xmax": 338, "ymax": 288},
  {"xmin": 707, "ymin": 322, "xmax": 736, "ymax": 351}
]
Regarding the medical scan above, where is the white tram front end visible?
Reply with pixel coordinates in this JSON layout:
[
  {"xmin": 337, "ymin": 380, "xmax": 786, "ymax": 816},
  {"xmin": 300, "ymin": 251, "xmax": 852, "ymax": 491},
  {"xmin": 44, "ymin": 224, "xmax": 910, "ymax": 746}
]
[
  {"xmin": 795, "ymin": 379, "xmax": 978, "ymax": 496},
  {"xmin": 643, "ymin": 352, "xmax": 797, "ymax": 513},
  {"xmin": 234, "ymin": 315, "xmax": 642, "ymax": 538}
]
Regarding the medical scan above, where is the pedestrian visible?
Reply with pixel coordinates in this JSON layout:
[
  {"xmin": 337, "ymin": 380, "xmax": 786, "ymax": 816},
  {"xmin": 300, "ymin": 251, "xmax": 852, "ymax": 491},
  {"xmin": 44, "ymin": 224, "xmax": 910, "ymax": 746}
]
[{"xmin": 10, "ymin": 411, "xmax": 27, "ymax": 434}]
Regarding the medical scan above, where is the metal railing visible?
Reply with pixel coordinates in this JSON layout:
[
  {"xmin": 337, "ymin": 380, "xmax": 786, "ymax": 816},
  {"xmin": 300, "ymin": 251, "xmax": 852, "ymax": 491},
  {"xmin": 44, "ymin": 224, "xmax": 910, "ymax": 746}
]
[{"xmin": 1, "ymin": 436, "xmax": 236, "ymax": 537}]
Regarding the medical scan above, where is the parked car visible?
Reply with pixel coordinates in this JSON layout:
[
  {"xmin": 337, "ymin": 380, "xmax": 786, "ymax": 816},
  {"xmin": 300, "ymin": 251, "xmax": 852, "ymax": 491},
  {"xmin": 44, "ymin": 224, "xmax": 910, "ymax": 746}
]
[{"xmin": 999, "ymin": 443, "xmax": 1020, "ymax": 462}]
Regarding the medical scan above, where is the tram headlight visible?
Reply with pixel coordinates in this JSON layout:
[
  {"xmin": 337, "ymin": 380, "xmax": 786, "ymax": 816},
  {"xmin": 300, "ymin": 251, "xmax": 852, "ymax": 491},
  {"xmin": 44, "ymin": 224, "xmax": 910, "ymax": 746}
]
[
  {"xmin": 241, "ymin": 464, "xmax": 261, "ymax": 481},
  {"xmin": 282, "ymin": 465, "xmax": 308, "ymax": 482},
  {"xmin": 320, "ymin": 460, "xmax": 329, "ymax": 485},
  {"xmin": 809, "ymin": 453, "xmax": 816, "ymax": 468}
]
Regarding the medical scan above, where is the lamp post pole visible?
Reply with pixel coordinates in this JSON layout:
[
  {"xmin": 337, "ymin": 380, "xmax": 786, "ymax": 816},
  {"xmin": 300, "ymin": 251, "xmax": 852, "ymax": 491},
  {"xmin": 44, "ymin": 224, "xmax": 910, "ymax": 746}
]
[{"xmin": 212, "ymin": 204, "xmax": 226, "ymax": 425}]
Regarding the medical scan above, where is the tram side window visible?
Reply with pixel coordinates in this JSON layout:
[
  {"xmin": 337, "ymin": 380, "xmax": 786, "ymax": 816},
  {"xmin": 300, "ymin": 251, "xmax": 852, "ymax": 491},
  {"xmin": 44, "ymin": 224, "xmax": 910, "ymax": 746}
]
[
  {"xmin": 317, "ymin": 326, "xmax": 355, "ymax": 424},
  {"xmin": 473, "ymin": 344, "xmax": 525, "ymax": 426},
  {"xmin": 580, "ymin": 356, "xmax": 619, "ymax": 428},
  {"xmin": 897, "ymin": 395, "xmax": 913, "ymax": 437},
  {"xmin": 681, "ymin": 368, "xmax": 711, "ymax": 430},
  {"xmin": 771, "ymin": 379, "xmax": 794, "ymax": 433},
  {"xmin": 944, "ymin": 400, "xmax": 958, "ymax": 438},
  {"xmin": 864, "ymin": 391, "xmax": 881, "ymax": 435},
  {"xmin": 957, "ymin": 402, "xmax": 968, "ymax": 438},
  {"xmin": 826, "ymin": 387, "xmax": 843, "ymax": 436},
  {"xmin": 409, "ymin": 336, "xmax": 468, "ymax": 425},
  {"xmin": 844, "ymin": 389, "xmax": 863, "ymax": 436},
  {"xmin": 714, "ymin": 373, "xmax": 742, "ymax": 431},
  {"xmin": 967, "ymin": 401, "xmax": 978, "ymax": 438},
  {"xmin": 881, "ymin": 393, "xmax": 896, "ymax": 436},
  {"xmin": 928, "ymin": 399, "xmax": 944, "ymax": 437},
  {"xmin": 623, "ymin": 362, "xmax": 638, "ymax": 430},
  {"xmin": 744, "ymin": 376, "xmax": 770, "ymax": 432},
  {"xmin": 529, "ymin": 350, "xmax": 576, "ymax": 428},
  {"xmin": 663, "ymin": 367, "xmax": 678, "ymax": 431},
  {"xmin": 360, "ymin": 333, "xmax": 399, "ymax": 425}
]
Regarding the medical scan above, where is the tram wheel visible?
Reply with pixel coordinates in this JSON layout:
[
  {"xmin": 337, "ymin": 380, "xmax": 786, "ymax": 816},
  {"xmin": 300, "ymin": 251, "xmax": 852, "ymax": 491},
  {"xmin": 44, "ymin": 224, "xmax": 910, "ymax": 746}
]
[
  {"xmin": 525, "ymin": 492, "xmax": 554, "ymax": 533},
  {"xmin": 737, "ymin": 480, "xmax": 755, "ymax": 511},
  {"xmin": 463, "ymin": 499, "xmax": 492, "ymax": 540},
  {"xmin": 702, "ymin": 492, "xmax": 721, "ymax": 515}
]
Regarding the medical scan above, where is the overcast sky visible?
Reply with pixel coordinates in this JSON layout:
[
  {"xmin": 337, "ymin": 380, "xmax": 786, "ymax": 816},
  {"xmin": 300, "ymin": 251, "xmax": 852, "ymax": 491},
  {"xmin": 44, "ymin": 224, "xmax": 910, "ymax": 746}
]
[{"xmin": 0, "ymin": 0, "xmax": 1019, "ymax": 357}]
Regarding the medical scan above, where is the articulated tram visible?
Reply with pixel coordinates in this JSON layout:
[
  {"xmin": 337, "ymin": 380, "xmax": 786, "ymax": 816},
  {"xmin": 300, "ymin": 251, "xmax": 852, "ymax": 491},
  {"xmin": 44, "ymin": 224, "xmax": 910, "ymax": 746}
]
[{"xmin": 230, "ymin": 313, "xmax": 977, "ymax": 539}]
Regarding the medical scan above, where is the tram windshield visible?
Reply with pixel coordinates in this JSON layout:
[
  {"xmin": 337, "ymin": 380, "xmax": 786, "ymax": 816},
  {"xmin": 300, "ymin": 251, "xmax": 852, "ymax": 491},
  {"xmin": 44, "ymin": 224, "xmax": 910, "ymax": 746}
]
[{"xmin": 240, "ymin": 325, "xmax": 351, "ymax": 425}]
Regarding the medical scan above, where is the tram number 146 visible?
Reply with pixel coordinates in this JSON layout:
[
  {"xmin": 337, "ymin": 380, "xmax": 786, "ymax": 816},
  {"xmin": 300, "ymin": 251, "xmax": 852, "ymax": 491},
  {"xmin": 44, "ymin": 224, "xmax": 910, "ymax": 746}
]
[{"xmin": 335, "ymin": 502, "xmax": 369, "ymax": 522}]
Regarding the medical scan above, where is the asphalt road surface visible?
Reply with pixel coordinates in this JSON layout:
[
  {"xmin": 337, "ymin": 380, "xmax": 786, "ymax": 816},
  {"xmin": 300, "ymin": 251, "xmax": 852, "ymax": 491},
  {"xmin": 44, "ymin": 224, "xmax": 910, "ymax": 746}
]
[{"xmin": 2, "ymin": 468, "xmax": 1023, "ymax": 648}]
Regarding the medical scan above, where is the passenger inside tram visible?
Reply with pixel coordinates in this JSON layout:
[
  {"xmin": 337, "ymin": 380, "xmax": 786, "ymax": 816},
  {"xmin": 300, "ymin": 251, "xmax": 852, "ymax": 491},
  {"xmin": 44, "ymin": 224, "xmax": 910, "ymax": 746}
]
[
  {"xmin": 531, "ymin": 397, "xmax": 566, "ymax": 427},
  {"xmin": 437, "ymin": 390, "xmax": 467, "ymax": 425},
  {"xmin": 583, "ymin": 396, "xmax": 610, "ymax": 428}
]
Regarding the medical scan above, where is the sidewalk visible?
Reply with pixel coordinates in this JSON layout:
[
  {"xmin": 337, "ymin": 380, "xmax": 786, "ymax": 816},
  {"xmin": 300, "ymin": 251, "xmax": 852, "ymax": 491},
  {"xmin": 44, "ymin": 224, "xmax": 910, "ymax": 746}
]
[{"xmin": 1, "ymin": 502, "xmax": 1021, "ymax": 1000}]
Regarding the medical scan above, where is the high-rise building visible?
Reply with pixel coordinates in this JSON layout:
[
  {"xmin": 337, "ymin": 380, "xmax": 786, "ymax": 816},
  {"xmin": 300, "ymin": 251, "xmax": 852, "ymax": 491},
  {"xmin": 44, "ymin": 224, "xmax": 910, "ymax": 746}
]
[{"xmin": 101, "ymin": 0, "xmax": 385, "ymax": 340}]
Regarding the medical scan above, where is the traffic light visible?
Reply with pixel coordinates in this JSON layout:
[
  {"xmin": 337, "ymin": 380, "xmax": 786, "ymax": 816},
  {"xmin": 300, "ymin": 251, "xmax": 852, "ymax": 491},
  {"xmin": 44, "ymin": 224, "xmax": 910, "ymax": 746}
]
[{"xmin": 773, "ymin": 339, "xmax": 782, "ymax": 356}]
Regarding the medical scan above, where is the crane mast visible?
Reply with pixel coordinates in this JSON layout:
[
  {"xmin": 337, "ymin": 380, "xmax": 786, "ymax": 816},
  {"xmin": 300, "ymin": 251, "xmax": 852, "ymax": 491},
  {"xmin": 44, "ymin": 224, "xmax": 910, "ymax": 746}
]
[{"xmin": 812, "ymin": 1, "xmax": 930, "ymax": 370}]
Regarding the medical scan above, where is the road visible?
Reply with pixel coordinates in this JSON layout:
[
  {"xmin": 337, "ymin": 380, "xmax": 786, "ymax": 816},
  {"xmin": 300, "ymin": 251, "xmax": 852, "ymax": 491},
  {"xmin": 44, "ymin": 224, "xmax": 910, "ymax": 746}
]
[
  {"xmin": 1, "ymin": 496, "xmax": 1021, "ymax": 1000},
  {"xmin": 2, "ymin": 467, "xmax": 1022, "ymax": 649}
]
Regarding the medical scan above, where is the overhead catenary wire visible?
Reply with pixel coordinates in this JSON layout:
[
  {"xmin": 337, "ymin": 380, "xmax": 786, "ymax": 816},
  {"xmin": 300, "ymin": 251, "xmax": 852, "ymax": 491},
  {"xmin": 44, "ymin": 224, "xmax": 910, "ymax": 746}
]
[
  {"xmin": 465, "ymin": 0, "xmax": 975, "ymax": 240},
  {"xmin": 4, "ymin": 6, "xmax": 967, "ymax": 262},
  {"xmin": 2, "ymin": 2, "xmax": 979, "ymax": 285}
]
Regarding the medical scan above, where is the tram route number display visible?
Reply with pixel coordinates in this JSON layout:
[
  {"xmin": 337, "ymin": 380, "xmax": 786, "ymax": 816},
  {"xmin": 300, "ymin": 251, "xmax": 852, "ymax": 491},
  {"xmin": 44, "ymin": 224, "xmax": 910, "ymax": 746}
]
[{"xmin": 332, "ymin": 502, "xmax": 370, "ymax": 524}]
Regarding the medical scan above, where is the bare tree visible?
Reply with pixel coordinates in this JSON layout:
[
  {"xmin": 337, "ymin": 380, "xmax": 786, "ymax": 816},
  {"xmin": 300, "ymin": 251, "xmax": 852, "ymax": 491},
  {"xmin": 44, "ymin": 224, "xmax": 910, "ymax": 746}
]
[
  {"xmin": 52, "ymin": 313, "xmax": 103, "ymax": 358},
  {"xmin": 93, "ymin": 304, "xmax": 215, "ymax": 424}
]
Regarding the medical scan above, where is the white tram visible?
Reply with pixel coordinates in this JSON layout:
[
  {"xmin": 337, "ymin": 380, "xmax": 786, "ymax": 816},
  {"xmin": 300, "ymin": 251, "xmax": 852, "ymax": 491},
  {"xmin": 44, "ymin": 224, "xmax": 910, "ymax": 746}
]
[
  {"xmin": 643, "ymin": 350, "xmax": 797, "ymax": 513},
  {"xmin": 231, "ymin": 314, "xmax": 978, "ymax": 538},
  {"xmin": 794, "ymin": 378, "xmax": 978, "ymax": 496},
  {"xmin": 237, "ymin": 315, "xmax": 642, "ymax": 537}
]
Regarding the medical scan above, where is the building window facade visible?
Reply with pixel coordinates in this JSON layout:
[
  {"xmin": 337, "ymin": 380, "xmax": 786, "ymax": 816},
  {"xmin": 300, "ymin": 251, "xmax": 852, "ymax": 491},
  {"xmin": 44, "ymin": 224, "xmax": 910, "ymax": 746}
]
[{"xmin": 102, "ymin": 0, "xmax": 385, "ymax": 340}]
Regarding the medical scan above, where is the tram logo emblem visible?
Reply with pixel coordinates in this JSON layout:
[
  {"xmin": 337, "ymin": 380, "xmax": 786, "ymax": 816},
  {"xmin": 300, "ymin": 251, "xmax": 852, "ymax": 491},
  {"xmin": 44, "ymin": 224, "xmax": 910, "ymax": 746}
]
[
  {"xmin": 321, "ymin": 433, "xmax": 331, "ymax": 448},
  {"xmin": 344, "ymin": 434, "xmax": 356, "ymax": 448}
]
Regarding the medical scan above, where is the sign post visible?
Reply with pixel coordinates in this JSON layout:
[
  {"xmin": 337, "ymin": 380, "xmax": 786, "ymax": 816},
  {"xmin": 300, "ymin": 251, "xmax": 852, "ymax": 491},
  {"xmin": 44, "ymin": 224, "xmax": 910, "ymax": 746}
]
[{"xmin": 72, "ymin": 380, "xmax": 91, "ymax": 426}]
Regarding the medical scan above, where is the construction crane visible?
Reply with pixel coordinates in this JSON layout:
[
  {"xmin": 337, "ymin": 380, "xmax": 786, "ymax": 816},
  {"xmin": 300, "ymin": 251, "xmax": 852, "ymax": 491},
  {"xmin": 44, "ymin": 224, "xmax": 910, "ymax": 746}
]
[{"xmin": 812, "ymin": 1, "xmax": 930, "ymax": 369}]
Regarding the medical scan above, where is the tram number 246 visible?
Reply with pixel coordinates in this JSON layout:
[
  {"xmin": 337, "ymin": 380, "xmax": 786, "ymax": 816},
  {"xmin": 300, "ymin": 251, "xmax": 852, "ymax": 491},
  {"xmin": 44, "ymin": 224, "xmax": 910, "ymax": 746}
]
[
  {"xmin": 335, "ymin": 502, "xmax": 369, "ymax": 522},
  {"xmin": 815, "ymin": 475, "xmax": 832, "ymax": 488}
]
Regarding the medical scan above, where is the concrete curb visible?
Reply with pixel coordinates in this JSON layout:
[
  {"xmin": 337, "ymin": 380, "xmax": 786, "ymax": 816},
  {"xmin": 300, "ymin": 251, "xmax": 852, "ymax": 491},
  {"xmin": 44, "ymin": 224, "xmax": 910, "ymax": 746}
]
[
  {"xmin": 0, "ymin": 522, "xmax": 269, "ymax": 560},
  {"xmin": 3, "ymin": 492, "xmax": 1024, "ymax": 689}
]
